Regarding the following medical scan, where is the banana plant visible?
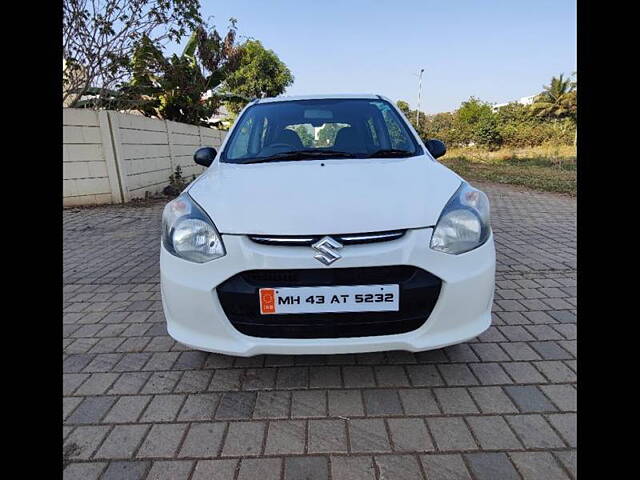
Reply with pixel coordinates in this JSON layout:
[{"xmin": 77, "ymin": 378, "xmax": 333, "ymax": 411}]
[{"xmin": 115, "ymin": 20, "xmax": 247, "ymax": 125}]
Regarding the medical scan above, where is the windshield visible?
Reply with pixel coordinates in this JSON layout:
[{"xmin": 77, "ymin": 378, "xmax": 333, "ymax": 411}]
[{"xmin": 221, "ymin": 98, "xmax": 422, "ymax": 164}]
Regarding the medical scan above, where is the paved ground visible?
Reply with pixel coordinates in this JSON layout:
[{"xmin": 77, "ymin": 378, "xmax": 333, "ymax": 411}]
[{"xmin": 63, "ymin": 183, "xmax": 577, "ymax": 480}]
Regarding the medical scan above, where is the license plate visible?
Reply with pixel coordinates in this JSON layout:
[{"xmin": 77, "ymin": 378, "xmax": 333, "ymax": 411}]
[{"xmin": 259, "ymin": 284, "xmax": 399, "ymax": 315}]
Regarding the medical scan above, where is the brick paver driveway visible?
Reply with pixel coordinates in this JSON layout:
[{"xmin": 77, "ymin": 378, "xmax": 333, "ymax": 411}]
[{"xmin": 63, "ymin": 183, "xmax": 576, "ymax": 480}]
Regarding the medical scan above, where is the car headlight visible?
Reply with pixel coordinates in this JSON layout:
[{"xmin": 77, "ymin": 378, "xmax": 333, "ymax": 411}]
[
  {"xmin": 430, "ymin": 182, "xmax": 491, "ymax": 254},
  {"xmin": 161, "ymin": 193, "xmax": 225, "ymax": 263}
]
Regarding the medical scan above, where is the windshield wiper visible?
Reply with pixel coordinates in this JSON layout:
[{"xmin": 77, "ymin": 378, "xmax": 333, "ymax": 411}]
[
  {"xmin": 238, "ymin": 150, "xmax": 357, "ymax": 164},
  {"xmin": 366, "ymin": 149, "xmax": 415, "ymax": 158}
]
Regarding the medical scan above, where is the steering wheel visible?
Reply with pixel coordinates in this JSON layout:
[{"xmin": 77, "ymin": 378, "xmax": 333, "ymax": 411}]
[{"xmin": 266, "ymin": 143, "xmax": 293, "ymax": 149}]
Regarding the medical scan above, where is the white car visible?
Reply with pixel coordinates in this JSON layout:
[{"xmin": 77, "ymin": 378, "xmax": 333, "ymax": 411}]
[{"xmin": 160, "ymin": 94, "xmax": 495, "ymax": 356}]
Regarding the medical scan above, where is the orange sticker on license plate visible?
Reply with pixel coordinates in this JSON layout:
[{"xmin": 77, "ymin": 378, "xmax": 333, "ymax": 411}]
[{"xmin": 259, "ymin": 288, "xmax": 277, "ymax": 314}]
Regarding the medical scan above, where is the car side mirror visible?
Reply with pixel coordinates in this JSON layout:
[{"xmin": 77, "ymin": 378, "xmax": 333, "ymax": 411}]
[
  {"xmin": 425, "ymin": 139, "xmax": 446, "ymax": 159},
  {"xmin": 194, "ymin": 147, "xmax": 217, "ymax": 167}
]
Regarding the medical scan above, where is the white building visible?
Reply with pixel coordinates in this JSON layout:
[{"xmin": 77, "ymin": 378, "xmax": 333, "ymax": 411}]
[{"xmin": 492, "ymin": 94, "xmax": 538, "ymax": 112}]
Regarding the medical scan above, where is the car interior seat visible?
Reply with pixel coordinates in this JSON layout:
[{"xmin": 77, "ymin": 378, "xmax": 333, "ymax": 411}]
[
  {"xmin": 272, "ymin": 129, "xmax": 304, "ymax": 150},
  {"xmin": 333, "ymin": 127, "xmax": 362, "ymax": 153}
]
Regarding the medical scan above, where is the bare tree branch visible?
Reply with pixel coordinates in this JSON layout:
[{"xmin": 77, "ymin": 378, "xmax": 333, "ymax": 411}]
[{"xmin": 63, "ymin": 0, "xmax": 202, "ymax": 107}]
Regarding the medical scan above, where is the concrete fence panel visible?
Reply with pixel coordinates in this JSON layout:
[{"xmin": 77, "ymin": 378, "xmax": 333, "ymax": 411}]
[
  {"xmin": 111, "ymin": 112, "xmax": 171, "ymax": 201},
  {"xmin": 63, "ymin": 108, "xmax": 227, "ymax": 206},
  {"xmin": 166, "ymin": 120, "xmax": 204, "ymax": 182},
  {"xmin": 63, "ymin": 109, "xmax": 114, "ymax": 206}
]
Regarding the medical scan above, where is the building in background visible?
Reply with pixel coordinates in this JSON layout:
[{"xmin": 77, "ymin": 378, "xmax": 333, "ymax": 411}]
[{"xmin": 492, "ymin": 94, "xmax": 537, "ymax": 112}]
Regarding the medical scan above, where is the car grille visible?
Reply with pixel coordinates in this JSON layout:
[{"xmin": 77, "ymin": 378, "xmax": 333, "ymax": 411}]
[
  {"xmin": 248, "ymin": 230, "xmax": 406, "ymax": 246},
  {"xmin": 216, "ymin": 266, "xmax": 442, "ymax": 339}
]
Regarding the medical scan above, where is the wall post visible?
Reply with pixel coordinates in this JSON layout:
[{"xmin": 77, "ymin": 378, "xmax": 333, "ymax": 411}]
[
  {"xmin": 165, "ymin": 120, "xmax": 177, "ymax": 172},
  {"xmin": 97, "ymin": 111, "xmax": 124, "ymax": 204},
  {"xmin": 106, "ymin": 111, "xmax": 130, "ymax": 203}
]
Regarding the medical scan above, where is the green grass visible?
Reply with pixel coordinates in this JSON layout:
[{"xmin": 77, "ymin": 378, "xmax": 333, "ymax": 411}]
[{"xmin": 439, "ymin": 146, "xmax": 576, "ymax": 196}]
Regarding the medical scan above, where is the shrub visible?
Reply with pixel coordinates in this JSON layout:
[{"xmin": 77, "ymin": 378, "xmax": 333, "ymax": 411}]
[
  {"xmin": 474, "ymin": 116, "xmax": 503, "ymax": 150},
  {"xmin": 164, "ymin": 166, "xmax": 195, "ymax": 197},
  {"xmin": 497, "ymin": 119, "xmax": 574, "ymax": 148}
]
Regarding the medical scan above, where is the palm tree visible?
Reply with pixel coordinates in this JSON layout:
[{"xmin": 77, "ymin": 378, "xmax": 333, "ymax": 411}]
[{"xmin": 531, "ymin": 74, "xmax": 577, "ymax": 122}]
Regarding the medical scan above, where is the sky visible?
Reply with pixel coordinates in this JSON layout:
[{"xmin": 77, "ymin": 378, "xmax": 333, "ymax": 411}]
[{"xmin": 168, "ymin": 0, "xmax": 576, "ymax": 114}]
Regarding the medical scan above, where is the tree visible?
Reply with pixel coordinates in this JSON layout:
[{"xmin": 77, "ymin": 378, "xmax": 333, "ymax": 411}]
[
  {"xmin": 456, "ymin": 97, "xmax": 494, "ymax": 125},
  {"xmin": 63, "ymin": 0, "xmax": 202, "ymax": 107},
  {"xmin": 495, "ymin": 102, "xmax": 537, "ymax": 125},
  {"xmin": 474, "ymin": 116, "xmax": 502, "ymax": 150},
  {"xmin": 396, "ymin": 100, "xmax": 411, "ymax": 117},
  {"xmin": 114, "ymin": 20, "xmax": 245, "ymax": 125},
  {"xmin": 223, "ymin": 40, "xmax": 294, "ymax": 113},
  {"xmin": 455, "ymin": 97, "xmax": 501, "ymax": 149},
  {"xmin": 422, "ymin": 111, "xmax": 458, "ymax": 145},
  {"xmin": 530, "ymin": 74, "xmax": 577, "ymax": 122}
]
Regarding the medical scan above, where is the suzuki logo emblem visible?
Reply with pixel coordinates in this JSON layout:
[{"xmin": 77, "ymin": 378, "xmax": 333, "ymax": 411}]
[{"xmin": 312, "ymin": 236, "xmax": 343, "ymax": 265}]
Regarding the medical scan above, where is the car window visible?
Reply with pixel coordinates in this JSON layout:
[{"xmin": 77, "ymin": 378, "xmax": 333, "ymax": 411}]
[
  {"xmin": 367, "ymin": 118, "xmax": 380, "ymax": 147},
  {"xmin": 222, "ymin": 99, "xmax": 421, "ymax": 163},
  {"xmin": 284, "ymin": 123, "xmax": 351, "ymax": 148},
  {"xmin": 375, "ymin": 103, "xmax": 414, "ymax": 151},
  {"xmin": 227, "ymin": 115, "xmax": 254, "ymax": 159}
]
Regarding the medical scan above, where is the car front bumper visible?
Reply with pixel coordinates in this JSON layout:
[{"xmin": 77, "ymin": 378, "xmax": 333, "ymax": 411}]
[{"xmin": 160, "ymin": 228, "xmax": 495, "ymax": 356}]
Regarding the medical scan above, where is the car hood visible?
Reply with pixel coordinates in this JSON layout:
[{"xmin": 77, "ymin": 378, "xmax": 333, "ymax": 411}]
[{"xmin": 187, "ymin": 155, "xmax": 462, "ymax": 235}]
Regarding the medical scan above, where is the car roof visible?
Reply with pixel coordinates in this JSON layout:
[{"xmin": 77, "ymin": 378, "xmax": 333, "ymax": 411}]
[{"xmin": 255, "ymin": 93, "xmax": 387, "ymax": 104}]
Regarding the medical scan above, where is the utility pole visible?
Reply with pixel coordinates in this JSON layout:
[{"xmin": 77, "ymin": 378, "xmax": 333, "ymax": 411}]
[{"xmin": 416, "ymin": 68, "xmax": 424, "ymax": 129}]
